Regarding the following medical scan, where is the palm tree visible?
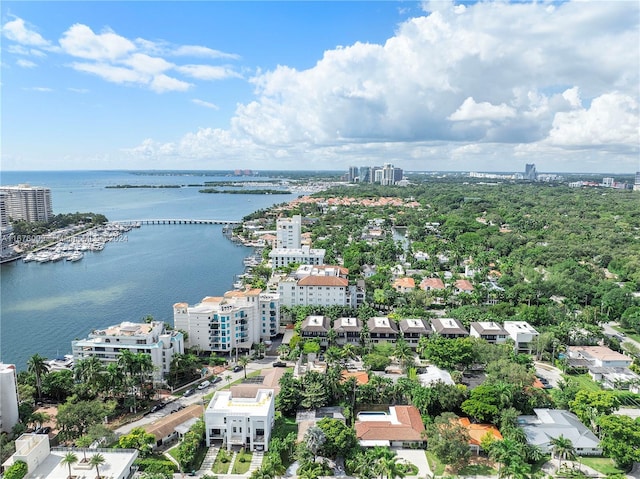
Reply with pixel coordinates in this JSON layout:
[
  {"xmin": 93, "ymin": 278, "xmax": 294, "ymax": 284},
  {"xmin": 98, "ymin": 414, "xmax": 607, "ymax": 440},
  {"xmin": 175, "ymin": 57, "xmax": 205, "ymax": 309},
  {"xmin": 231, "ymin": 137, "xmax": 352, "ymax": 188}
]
[
  {"xmin": 225, "ymin": 374, "xmax": 232, "ymax": 387},
  {"xmin": 490, "ymin": 438, "xmax": 522, "ymax": 476},
  {"xmin": 75, "ymin": 357, "xmax": 105, "ymax": 394},
  {"xmin": 238, "ymin": 355, "xmax": 250, "ymax": 379},
  {"xmin": 75, "ymin": 436, "xmax": 93, "ymax": 461},
  {"xmin": 60, "ymin": 451, "xmax": 78, "ymax": 479},
  {"xmin": 394, "ymin": 337, "xmax": 413, "ymax": 371},
  {"xmin": 29, "ymin": 411, "xmax": 50, "ymax": 431},
  {"xmin": 304, "ymin": 426, "xmax": 326, "ymax": 461},
  {"xmin": 377, "ymin": 455, "xmax": 405, "ymax": 479},
  {"xmin": 27, "ymin": 353, "xmax": 50, "ymax": 400},
  {"xmin": 550, "ymin": 435, "xmax": 576, "ymax": 471},
  {"xmin": 89, "ymin": 453, "xmax": 106, "ymax": 479}
]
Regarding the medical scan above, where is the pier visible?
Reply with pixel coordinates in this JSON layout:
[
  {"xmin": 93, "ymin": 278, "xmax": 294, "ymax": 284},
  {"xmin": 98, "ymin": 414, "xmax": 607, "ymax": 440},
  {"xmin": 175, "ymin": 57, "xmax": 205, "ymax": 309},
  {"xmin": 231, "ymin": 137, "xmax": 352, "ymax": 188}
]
[{"xmin": 117, "ymin": 219, "xmax": 241, "ymax": 226}]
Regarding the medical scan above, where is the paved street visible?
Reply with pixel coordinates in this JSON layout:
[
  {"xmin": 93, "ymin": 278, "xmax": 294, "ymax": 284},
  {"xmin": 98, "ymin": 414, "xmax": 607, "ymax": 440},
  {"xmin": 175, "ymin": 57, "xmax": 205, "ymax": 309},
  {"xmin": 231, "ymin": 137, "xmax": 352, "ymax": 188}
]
[
  {"xmin": 603, "ymin": 323, "xmax": 640, "ymax": 350},
  {"xmin": 533, "ymin": 361, "xmax": 563, "ymax": 388}
]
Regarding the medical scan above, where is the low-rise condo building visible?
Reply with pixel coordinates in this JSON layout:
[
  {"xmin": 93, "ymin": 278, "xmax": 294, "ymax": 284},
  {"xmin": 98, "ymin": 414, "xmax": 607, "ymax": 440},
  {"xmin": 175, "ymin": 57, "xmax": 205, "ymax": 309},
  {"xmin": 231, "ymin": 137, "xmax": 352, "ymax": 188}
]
[
  {"xmin": 72, "ymin": 321, "xmax": 183, "ymax": 382},
  {"xmin": 205, "ymin": 389, "xmax": 275, "ymax": 451},
  {"xmin": 430, "ymin": 318, "xmax": 469, "ymax": 338},
  {"xmin": 174, "ymin": 289, "xmax": 280, "ymax": 354},
  {"xmin": 399, "ymin": 319, "xmax": 432, "ymax": 348},
  {"xmin": 268, "ymin": 245, "xmax": 326, "ymax": 269},
  {"xmin": 469, "ymin": 321, "xmax": 508, "ymax": 344},
  {"xmin": 333, "ymin": 317, "xmax": 362, "ymax": 346},
  {"xmin": 368, "ymin": 317, "xmax": 399, "ymax": 344}
]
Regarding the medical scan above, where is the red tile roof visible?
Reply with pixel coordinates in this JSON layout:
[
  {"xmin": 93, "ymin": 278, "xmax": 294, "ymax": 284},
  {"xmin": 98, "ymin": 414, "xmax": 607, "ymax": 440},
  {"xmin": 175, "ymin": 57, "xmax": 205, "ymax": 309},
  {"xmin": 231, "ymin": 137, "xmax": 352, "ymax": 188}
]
[{"xmin": 355, "ymin": 406, "xmax": 425, "ymax": 442}]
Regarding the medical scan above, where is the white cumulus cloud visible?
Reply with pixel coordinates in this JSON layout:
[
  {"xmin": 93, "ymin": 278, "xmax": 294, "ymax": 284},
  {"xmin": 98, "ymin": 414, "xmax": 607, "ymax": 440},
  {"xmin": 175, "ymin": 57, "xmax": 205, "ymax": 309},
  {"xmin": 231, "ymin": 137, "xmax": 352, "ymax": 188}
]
[
  {"xmin": 448, "ymin": 97, "xmax": 516, "ymax": 122},
  {"xmin": 60, "ymin": 24, "xmax": 136, "ymax": 61},
  {"xmin": 2, "ymin": 17, "xmax": 50, "ymax": 47}
]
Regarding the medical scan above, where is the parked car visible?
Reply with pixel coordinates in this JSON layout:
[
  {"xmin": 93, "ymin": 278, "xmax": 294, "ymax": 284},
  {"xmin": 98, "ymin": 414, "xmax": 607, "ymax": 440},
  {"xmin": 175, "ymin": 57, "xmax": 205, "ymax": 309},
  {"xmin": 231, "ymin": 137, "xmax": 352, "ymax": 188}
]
[
  {"xmin": 272, "ymin": 361, "xmax": 287, "ymax": 368},
  {"xmin": 38, "ymin": 427, "xmax": 51, "ymax": 434},
  {"xmin": 198, "ymin": 380, "xmax": 211, "ymax": 390},
  {"xmin": 183, "ymin": 389, "xmax": 195, "ymax": 397},
  {"xmin": 233, "ymin": 365, "xmax": 243, "ymax": 372},
  {"xmin": 212, "ymin": 376, "xmax": 222, "ymax": 384}
]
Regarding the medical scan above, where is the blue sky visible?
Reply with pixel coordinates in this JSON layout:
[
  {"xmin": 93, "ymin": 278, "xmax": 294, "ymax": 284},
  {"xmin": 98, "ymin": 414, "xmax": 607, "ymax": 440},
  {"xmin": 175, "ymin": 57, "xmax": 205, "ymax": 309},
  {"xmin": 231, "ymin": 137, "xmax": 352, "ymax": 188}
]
[{"xmin": 2, "ymin": 1, "xmax": 639, "ymax": 173}]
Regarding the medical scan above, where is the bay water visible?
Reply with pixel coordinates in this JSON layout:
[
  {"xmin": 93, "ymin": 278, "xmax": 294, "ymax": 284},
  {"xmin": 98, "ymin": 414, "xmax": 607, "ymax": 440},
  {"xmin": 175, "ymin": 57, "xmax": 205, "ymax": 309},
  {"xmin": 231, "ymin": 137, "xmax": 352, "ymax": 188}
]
[{"xmin": 0, "ymin": 171, "xmax": 299, "ymax": 371}]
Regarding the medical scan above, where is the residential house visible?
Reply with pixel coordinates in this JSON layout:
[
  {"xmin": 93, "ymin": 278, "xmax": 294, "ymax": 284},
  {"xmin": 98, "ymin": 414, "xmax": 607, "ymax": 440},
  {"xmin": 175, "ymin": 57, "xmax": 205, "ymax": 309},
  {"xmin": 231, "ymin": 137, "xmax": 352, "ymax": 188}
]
[
  {"xmin": 144, "ymin": 404, "xmax": 203, "ymax": 449},
  {"xmin": 518, "ymin": 409, "xmax": 602, "ymax": 456},
  {"xmin": 393, "ymin": 277, "xmax": 415, "ymax": 293},
  {"xmin": 399, "ymin": 319, "xmax": 432, "ymax": 348},
  {"xmin": 367, "ymin": 317, "xmax": 399, "ymax": 344},
  {"xmin": 205, "ymin": 389, "xmax": 275, "ymax": 451},
  {"xmin": 301, "ymin": 315, "xmax": 331, "ymax": 346},
  {"xmin": 418, "ymin": 366, "xmax": 454, "ymax": 386},
  {"xmin": 469, "ymin": 322, "xmax": 508, "ymax": 344},
  {"xmin": 568, "ymin": 346, "xmax": 638, "ymax": 391},
  {"xmin": 2, "ymin": 434, "xmax": 138, "ymax": 479},
  {"xmin": 333, "ymin": 317, "xmax": 362, "ymax": 346},
  {"xmin": 503, "ymin": 321, "xmax": 539, "ymax": 354},
  {"xmin": 454, "ymin": 279, "xmax": 475, "ymax": 294},
  {"xmin": 430, "ymin": 318, "xmax": 469, "ymax": 339},
  {"xmin": 355, "ymin": 406, "xmax": 425, "ymax": 448},
  {"xmin": 419, "ymin": 277, "xmax": 445, "ymax": 292},
  {"xmin": 458, "ymin": 417, "xmax": 503, "ymax": 454}
]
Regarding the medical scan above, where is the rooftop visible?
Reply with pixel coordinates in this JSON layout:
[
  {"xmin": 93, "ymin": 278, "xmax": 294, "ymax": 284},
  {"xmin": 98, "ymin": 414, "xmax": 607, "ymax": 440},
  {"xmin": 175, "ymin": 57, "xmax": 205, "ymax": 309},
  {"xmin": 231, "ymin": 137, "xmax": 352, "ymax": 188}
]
[
  {"xmin": 355, "ymin": 406, "xmax": 425, "ymax": 443},
  {"xmin": 207, "ymin": 389, "xmax": 274, "ymax": 416}
]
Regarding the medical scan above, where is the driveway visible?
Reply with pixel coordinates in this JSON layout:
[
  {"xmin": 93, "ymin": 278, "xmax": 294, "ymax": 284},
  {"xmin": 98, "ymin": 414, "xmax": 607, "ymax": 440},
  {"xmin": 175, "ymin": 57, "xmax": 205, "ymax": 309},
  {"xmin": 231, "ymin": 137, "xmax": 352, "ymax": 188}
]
[
  {"xmin": 394, "ymin": 449, "xmax": 431, "ymax": 478},
  {"xmin": 534, "ymin": 361, "xmax": 563, "ymax": 388}
]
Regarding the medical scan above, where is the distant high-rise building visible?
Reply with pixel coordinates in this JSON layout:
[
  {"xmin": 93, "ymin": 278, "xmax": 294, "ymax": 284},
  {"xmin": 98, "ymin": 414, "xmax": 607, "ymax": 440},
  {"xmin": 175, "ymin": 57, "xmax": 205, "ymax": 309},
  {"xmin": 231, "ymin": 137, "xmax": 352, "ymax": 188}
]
[
  {"xmin": 381, "ymin": 163, "xmax": 396, "ymax": 185},
  {"xmin": 634, "ymin": 171, "xmax": 640, "ymax": 191},
  {"xmin": 0, "ymin": 191, "xmax": 10, "ymax": 232},
  {"xmin": 359, "ymin": 167, "xmax": 371, "ymax": 183},
  {"xmin": 602, "ymin": 177, "xmax": 615, "ymax": 187},
  {"xmin": 524, "ymin": 164, "xmax": 538, "ymax": 181},
  {"xmin": 0, "ymin": 184, "xmax": 53, "ymax": 223},
  {"xmin": 348, "ymin": 166, "xmax": 359, "ymax": 183},
  {"xmin": 394, "ymin": 167, "xmax": 404, "ymax": 183}
]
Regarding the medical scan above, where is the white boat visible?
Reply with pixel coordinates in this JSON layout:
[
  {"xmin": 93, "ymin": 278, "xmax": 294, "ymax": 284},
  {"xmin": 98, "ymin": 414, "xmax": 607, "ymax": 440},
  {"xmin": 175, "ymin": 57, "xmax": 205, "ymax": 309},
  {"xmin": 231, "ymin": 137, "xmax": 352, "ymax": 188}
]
[
  {"xmin": 49, "ymin": 253, "xmax": 64, "ymax": 262},
  {"xmin": 65, "ymin": 251, "xmax": 83, "ymax": 262},
  {"xmin": 23, "ymin": 252, "xmax": 36, "ymax": 262}
]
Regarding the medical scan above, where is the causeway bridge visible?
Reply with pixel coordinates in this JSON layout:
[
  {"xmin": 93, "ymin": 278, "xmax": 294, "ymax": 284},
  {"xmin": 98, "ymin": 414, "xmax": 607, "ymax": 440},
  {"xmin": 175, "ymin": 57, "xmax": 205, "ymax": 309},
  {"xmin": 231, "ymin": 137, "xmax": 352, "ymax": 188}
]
[{"xmin": 116, "ymin": 219, "xmax": 241, "ymax": 225}]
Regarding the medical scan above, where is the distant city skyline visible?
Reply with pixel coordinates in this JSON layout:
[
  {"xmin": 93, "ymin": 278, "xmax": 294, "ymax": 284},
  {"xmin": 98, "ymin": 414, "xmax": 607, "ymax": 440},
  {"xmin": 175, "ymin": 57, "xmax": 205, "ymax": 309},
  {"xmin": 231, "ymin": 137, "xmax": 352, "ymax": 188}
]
[{"xmin": 1, "ymin": 1, "xmax": 639, "ymax": 173}]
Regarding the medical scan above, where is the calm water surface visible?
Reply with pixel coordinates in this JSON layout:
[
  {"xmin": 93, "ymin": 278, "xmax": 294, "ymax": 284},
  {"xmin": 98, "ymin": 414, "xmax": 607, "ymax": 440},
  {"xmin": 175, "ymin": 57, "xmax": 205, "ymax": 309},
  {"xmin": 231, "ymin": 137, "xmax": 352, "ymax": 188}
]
[{"xmin": 0, "ymin": 171, "xmax": 298, "ymax": 370}]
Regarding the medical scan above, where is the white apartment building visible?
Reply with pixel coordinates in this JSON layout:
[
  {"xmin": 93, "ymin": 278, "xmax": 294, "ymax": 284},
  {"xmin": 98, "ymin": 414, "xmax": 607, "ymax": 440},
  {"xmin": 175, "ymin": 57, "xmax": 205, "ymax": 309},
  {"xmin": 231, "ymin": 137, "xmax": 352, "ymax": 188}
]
[
  {"xmin": 2, "ymin": 434, "xmax": 138, "ymax": 479},
  {"xmin": 0, "ymin": 184, "xmax": 53, "ymax": 223},
  {"xmin": 0, "ymin": 363, "xmax": 19, "ymax": 433},
  {"xmin": 205, "ymin": 389, "xmax": 275, "ymax": 451},
  {"xmin": 503, "ymin": 321, "xmax": 539, "ymax": 354},
  {"xmin": 278, "ymin": 264, "xmax": 351, "ymax": 307},
  {"xmin": 173, "ymin": 289, "xmax": 280, "ymax": 354},
  {"xmin": 0, "ymin": 191, "xmax": 10, "ymax": 232},
  {"xmin": 269, "ymin": 245, "xmax": 325, "ymax": 269},
  {"xmin": 72, "ymin": 321, "xmax": 184, "ymax": 382},
  {"xmin": 276, "ymin": 214, "xmax": 302, "ymax": 249}
]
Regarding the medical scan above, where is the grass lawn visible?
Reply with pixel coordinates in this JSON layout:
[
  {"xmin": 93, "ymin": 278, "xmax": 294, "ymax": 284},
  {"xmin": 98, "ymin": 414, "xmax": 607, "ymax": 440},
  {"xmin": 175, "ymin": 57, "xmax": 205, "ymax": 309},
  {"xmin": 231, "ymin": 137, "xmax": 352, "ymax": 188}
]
[
  {"xmin": 220, "ymin": 370, "xmax": 262, "ymax": 390},
  {"xmin": 168, "ymin": 445, "xmax": 208, "ymax": 473},
  {"xmin": 212, "ymin": 449, "xmax": 233, "ymax": 474},
  {"xmin": 272, "ymin": 415, "xmax": 298, "ymax": 439},
  {"xmin": 563, "ymin": 373, "xmax": 601, "ymax": 391},
  {"xmin": 425, "ymin": 451, "xmax": 446, "ymax": 476},
  {"xmin": 231, "ymin": 450, "xmax": 253, "ymax": 474},
  {"xmin": 579, "ymin": 457, "xmax": 624, "ymax": 475},
  {"xmin": 458, "ymin": 463, "xmax": 497, "ymax": 475}
]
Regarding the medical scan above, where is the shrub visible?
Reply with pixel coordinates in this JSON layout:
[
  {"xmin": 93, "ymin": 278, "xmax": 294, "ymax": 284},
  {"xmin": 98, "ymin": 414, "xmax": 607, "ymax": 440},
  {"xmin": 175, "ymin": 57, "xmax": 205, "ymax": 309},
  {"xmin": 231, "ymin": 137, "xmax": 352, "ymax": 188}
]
[
  {"xmin": 134, "ymin": 457, "xmax": 178, "ymax": 475},
  {"xmin": 4, "ymin": 461, "xmax": 28, "ymax": 479}
]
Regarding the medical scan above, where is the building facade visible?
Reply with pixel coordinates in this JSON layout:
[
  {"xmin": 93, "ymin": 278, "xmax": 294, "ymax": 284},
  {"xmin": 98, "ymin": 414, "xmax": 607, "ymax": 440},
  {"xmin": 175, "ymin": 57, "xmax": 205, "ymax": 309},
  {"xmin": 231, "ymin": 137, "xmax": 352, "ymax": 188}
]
[
  {"xmin": 268, "ymin": 245, "xmax": 325, "ymax": 269},
  {"xmin": 72, "ymin": 321, "xmax": 184, "ymax": 382},
  {"xmin": 205, "ymin": 389, "xmax": 275, "ymax": 451},
  {"xmin": 173, "ymin": 289, "xmax": 280, "ymax": 354},
  {"xmin": 503, "ymin": 321, "xmax": 539, "ymax": 354},
  {"xmin": 275, "ymin": 214, "xmax": 302, "ymax": 249},
  {"xmin": 0, "ymin": 184, "xmax": 53, "ymax": 223}
]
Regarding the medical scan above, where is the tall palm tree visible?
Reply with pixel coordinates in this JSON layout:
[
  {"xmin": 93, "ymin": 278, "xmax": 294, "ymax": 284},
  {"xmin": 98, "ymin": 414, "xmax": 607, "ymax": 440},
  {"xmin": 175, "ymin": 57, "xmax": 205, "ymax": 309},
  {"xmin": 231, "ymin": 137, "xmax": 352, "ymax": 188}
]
[
  {"xmin": 60, "ymin": 451, "xmax": 78, "ymax": 479},
  {"xmin": 89, "ymin": 453, "xmax": 106, "ymax": 479},
  {"xmin": 238, "ymin": 356, "xmax": 250, "ymax": 379},
  {"xmin": 377, "ymin": 455, "xmax": 405, "ymax": 479},
  {"xmin": 549, "ymin": 435, "xmax": 576, "ymax": 471},
  {"xmin": 225, "ymin": 374, "xmax": 232, "ymax": 387},
  {"xmin": 393, "ymin": 337, "xmax": 413, "ymax": 371},
  {"xmin": 75, "ymin": 357, "xmax": 105, "ymax": 394},
  {"xmin": 27, "ymin": 353, "xmax": 50, "ymax": 400},
  {"xmin": 490, "ymin": 438, "xmax": 522, "ymax": 476}
]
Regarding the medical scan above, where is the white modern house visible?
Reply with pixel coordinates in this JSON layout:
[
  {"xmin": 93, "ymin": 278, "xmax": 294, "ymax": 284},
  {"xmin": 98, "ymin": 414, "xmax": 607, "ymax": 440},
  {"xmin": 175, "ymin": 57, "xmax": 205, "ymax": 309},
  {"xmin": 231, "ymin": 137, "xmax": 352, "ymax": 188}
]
[
  {"xmin": 174, "ymin": 289, "xmax": 280, "ymax": 354},
  {"xmin": 2, "ymin": 434, "xmax": 138, "ymax": 479},
  {"xmin": 0, "ymin": 363, "xmax": 19, "ymax": 433},
  {"xmin": 503, "ymin": 321, "xmax": 539, "ymax": 354},
  {"xmin": 72, "ymin": 321, "xmax": 184, "ymax": 382},
  {"xmin": 204, "ymin": 389, "xmax": 275, "ymax": 451}
]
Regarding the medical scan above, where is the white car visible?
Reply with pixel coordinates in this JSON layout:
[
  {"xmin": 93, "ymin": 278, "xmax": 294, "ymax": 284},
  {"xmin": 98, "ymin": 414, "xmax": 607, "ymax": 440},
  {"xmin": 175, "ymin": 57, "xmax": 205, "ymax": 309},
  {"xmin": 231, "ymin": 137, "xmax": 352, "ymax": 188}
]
[{"xmin": 197, "ymin": 380, "xmax": 210, "ymax": 390}]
